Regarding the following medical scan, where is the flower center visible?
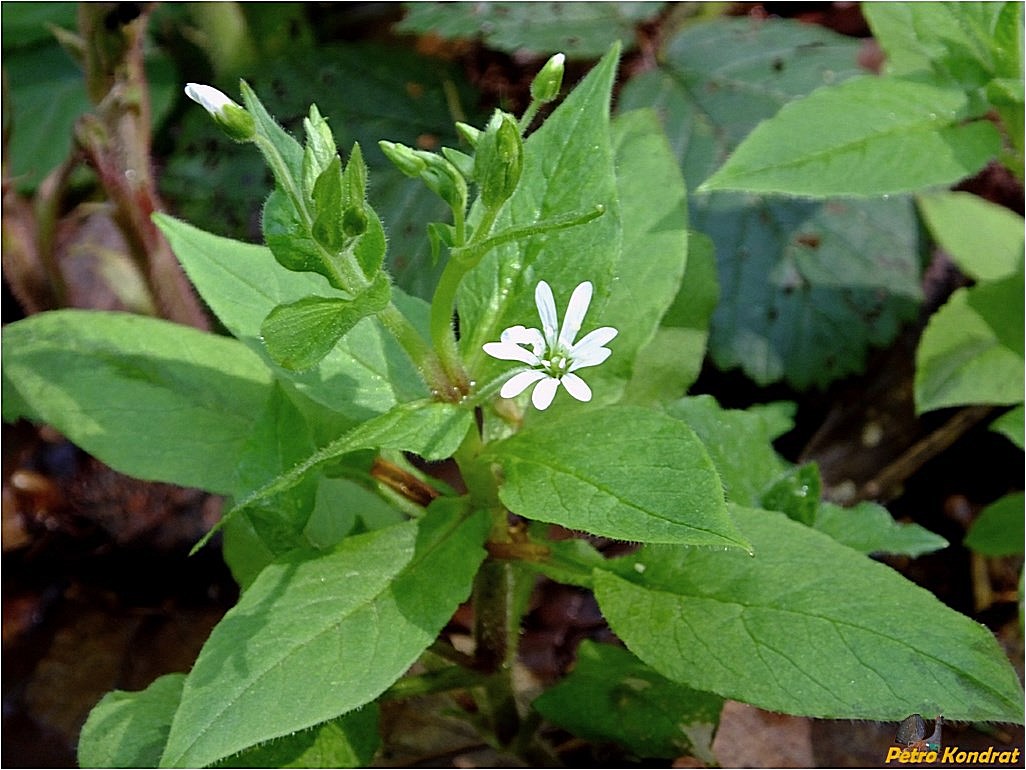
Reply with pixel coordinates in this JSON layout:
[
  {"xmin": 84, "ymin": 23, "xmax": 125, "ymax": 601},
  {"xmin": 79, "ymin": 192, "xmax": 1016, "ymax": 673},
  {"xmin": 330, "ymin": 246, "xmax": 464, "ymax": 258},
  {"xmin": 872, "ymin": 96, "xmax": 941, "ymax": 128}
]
[{"xmin": 543, "ymin": 347, "xmax": 573, "ymax": 377}]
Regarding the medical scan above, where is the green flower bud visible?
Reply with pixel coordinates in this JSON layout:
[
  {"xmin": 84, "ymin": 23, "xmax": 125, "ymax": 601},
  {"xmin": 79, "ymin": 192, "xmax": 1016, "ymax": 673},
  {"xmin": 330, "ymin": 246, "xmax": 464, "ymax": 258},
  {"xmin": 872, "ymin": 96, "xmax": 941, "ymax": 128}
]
[
  {"xmin": 303, "ymin": 104, "xmax": 337, "ymax": 182},
  {"xmin": 529, "ymin": 53, "xmax": 565, "ymax": 103},
  {"xmin": 474, "ymin": 110, "xmax": 523, "ymax": 209},
  {"xmin": 380, "ymin": 141, "xmax": 466, "ymax": 214},
  {"xmin": 378, "ymin": 140, "xmax": 426, "ymax": 177},
  {"xmin": 455, "ymin": 121, "xmax": 481, "ymax": 148},
  {"xmin": 184, "ymin": 83, "xmax": 255, "ymax": 142}
]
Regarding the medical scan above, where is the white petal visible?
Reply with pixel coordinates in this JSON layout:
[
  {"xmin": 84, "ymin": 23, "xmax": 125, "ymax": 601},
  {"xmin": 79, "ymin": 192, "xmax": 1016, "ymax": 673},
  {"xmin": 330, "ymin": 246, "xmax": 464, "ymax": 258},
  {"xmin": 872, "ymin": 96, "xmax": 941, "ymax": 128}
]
[
  {"xmin": 184, "ymin": 83, "xmax": 236, "ymax": 116},
  {"xmin": 483, "ymin": 341, "xmax": 541, "ymax": 365},
  {"xmin": 568, "ymin": 346, "xmax": 611, "ymax": 371},
  {"xmin": 531, "ymin": 376, "xmax": 560, "ymax": 410},
  {"xmin": 568, "ymin": 326, "xmax": 618, "ymax": 370},
  {"xmin": 535, "ymin": 281, "xmax": 559, "ymax": 345},
  {"xmin": 501, "ymin": 325, "xmax": 546, "ymax": 355},
  {"xmin": 560, "ymin": 372, "xmax": 592, "ymax": 402},
  {"xmin": 500, "ymin": 369, "xmax": 549, "ymax": 398},
  {"xmin": 558, "ymin": 281, "xmax": 593, "ymax": 348}
]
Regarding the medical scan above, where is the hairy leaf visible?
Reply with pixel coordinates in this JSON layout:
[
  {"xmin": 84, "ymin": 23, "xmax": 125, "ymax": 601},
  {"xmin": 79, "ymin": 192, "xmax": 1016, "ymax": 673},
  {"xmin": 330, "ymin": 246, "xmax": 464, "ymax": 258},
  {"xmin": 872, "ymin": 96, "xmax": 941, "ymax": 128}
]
[
  {"xmin": 2, "ymin": 311, "xmax": 271, "ymax": 494},
  {"xmin": 483, "ymin": 406, "xmax": 747, "ymax": 549},
  {"xmin": 396, "ymin": 2, "xmax": 662, "ymax": 58},
  {"xmin": 533, "ymin": 640, "xmax": 722, "ymax": 760},
  {"xmin": 699, "ymin": 77, "xmax": 1001, "ymax": 197},
  {"xmin": 915, "ymin": 273, "xmax": 1025, "ymax": 412},
  {"xmin": 161, "ymin": 501, "xmax": 488, "ymax": 768},
  {"xmin": 595, "ymin": 505, "xmax": 1024, "ymax": 722},
  {"xmin": 78, "ymin": 674, "xmax": 184, "ymax": 768}
]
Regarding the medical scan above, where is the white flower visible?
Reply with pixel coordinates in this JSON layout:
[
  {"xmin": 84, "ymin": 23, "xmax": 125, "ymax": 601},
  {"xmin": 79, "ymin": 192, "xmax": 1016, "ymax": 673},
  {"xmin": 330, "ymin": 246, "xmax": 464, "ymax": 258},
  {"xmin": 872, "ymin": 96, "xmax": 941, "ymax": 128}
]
[
  {"xmin": 483, "ymin": 280, "xmax": 617, "ymax": 410},
  {"xmin": 184, "ymin": 83, "xmax": 254, "ymax": 142},
  {"xmin": 184, "ymin": 83, "xmax": 238, "ymax": 116}
]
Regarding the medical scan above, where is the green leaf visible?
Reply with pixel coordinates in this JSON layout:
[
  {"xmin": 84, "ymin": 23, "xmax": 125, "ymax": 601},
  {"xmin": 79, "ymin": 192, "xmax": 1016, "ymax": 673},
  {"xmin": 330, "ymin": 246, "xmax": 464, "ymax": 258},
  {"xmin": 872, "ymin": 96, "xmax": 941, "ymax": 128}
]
[
  {"xmin": 625, "ymin": 232, "xmax": 719, "ymax": 404},
  {"xmin": 213, "ymin": 707, "xmax": 380, "ymax": 768},
  {"xmin": 78, "ymin": 674, "xmax": 184, "ymax": 768},
  {"xmin": 814, "ymin": 501, "xmax": 949, "ymax": 557},
  {"xmin": 696, "ymin": 195, "xmax": 922, "ymax": 388},
  {"xmin": 760, "ymin": 463, "xmax": 821, "ymax": 526},
  {"xmin": 533, "ymin": 640, "xmax": 722, "ymax": 760},
  {"xmin": 864, "ymin": 2, "xmax": 1018, "ymax": 87},
  {"xmin": 594, "ymin": 505, "xmax": 1024, "ymax": 722},
  {"xmin": 459, "ymin": 44, "xmax": 622, "ymax": 380},
  {"xmin": 964, "ymin": 492, "xmax": 1026, "ymax": 556},
  {"xmin": 618, "ymin": 17, "xmax": 864, "ymax": 187},
  {"xmin": 915, "ymin": 273, "xmax": 1025, "ymax": 412},
  {"xmin": 619, "ymin": 19, "xmax": 917, "ymax": 388},
  {"xmin": 482, "ymin": 406, "xmax": 747, "ymax": 549},
  {"xmin": 701, "ymin": 76, "xmax": 1001, "ymax": 197},
  {"xmin": 161, "ymin": 501, "xmax": 489, "ymax": 768},
  {"xmin": 3, "ymin": 41, "xmax": 90, "ymax": 192},
  {"xmin": 156, "ymin": 215, "xmax": 429, "ymax": 422},
  {"xmin": 917, "ymin": 192, "xmax": 1024, "ymax": 282},
  {"xmin": 1, "ymin": 310, "xmax": 272, "ymax": 495},
  {"xmin": 260, "ymin": 275, "xmax": 391, "ymax": 371},
  {"xmin": 594, "ymin": 109, "xmax": 688, "ymax": 394},
  {"xmin": 202, "ymin": 399, "xmax": 473, "ymax": 551},
  {"xmin": 991, "ymin": 405, "xmax": 1025, "ymax": 449},
  {"xmin": 667, "ymin": 396, "xmax": 787, "ymax": 506},
  {"xmin": 395, "ymin": 2, "xmax": 663, "ymax": 58},
  {"xmin": 239, "ymin": 79, "xmax": 304, "ymax": 183}
]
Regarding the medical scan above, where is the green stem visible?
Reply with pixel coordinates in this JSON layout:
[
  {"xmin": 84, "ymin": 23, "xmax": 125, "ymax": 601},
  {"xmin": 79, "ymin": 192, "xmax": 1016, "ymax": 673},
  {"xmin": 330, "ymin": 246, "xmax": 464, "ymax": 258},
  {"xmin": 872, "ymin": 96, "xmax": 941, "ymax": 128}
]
[
  {"xmin": 378, "ymin": 302, "xmax": 453, "ymax": 398},
  {"xmin": 472, "ymin": 556, "xmax": 522, "ymax": 746},
  {"xmin": 517, "ymin": 98, "xmax": 542, "ymax": 135},
  {"xmin": 381, "ymin": 665, "xmax": 490, "ymax": 701}
]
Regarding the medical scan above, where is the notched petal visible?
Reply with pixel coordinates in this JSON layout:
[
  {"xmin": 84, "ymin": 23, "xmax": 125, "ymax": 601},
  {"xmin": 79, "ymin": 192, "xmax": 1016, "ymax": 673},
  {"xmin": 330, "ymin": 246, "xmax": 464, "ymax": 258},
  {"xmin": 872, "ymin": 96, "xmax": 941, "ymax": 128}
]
[
  {"xmin": 531, "ymin": 376, "xmax": 560, "ymax": 410},
  {"xmin": 500, "ymin": 369, "xmax": 548, "ymax": 398},
  {"xmin": 558, "ymin": 281, "xmax": 593, "ymax": 349}
]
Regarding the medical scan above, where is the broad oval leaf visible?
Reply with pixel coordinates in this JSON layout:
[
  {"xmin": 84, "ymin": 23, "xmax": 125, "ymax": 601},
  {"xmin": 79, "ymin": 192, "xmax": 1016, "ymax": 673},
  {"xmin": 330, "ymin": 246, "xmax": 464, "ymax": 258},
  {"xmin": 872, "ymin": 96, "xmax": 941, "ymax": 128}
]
[
  {"xmin": 396, "ymin": 2, "xmax": 663, "ymax": 58},
  {"xmin": 157, "ymin": 215, "xmax": 429, "ymax": 421},
  {"xmin": 78, "ymin": 673, "xmax": 185, "ymax": 769},
  {"xmin": 2, "ymin": 310, "xmax": 272, "ymax": 494},
  {"xmin": 533, "ymin": 639, "xmax": 722, "ymax": 760},
  {"xmin": 459, "ymin": 44, "xmax": 622, "ymax": 377},
  {"xmin": 915, "ymin": 275, "xmax": 1025, "ymax": 413},
  {"xmin": 595, "ymin": 505, "xmax": 1024, "ymax": 722},
  {"xmin": 161, "ymin": 501, "xmax": 489, "ymax": 768},
  {"xmin": 483, "ymin": 406, "xmax": 747, "ymax": 549},
  {"xmin": 917, "ymin": 192, "xmax": 1024, "ymax": 282},
  {"xmin": 699, "ymin": 76, "xmax": 1001, "ymax": 197}
]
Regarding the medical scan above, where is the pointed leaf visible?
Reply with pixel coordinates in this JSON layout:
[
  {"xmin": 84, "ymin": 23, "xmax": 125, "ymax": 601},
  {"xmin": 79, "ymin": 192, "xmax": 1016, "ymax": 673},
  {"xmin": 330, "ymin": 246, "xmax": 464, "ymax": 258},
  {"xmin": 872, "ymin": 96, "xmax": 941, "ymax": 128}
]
[
  {"xmin": 78, "ymin": 674, "xmax": 184, "ymax": 768},
  {"xmin": 814, "ymin": 501, "xmax": 949, "ymax": 557},
  {"xmin": 595, "ymin": 505, "xmax": 1024, "ymax": 722},
  {"xmin": 915, "ymin": 274, "xmax": 1025, "ymax": 412},
  {"xmin": 596, "ymin": 109, "xmax": 688, "ymax": 392},
  {"xmin": 260, "ymin": 275, "xmax": 391, "ymax": 371},
  {"xmin": 964, "ymin": 492, "xmax": 1026, "ymax": 556},
  {"xmin": 191, "ymin": 398, "xmax": 471, "ymax": 554},
  {"xmin": 161, "ymin": 501, "xmax": 489, "ymax": 768},
  {"xmin": 459, "ymin": 44, "xmax": 622, "ymax": 376},
  {"xmin": 483, "ymin": 406, "xmax": 747, "ymax": 549},
  {"xmin": 699, "ymin": 76, "xmax": 1001, "ymax": 197},
  {"xmin": 1, "ymin": 310, "xmax": 271, "ymax": 494},
  {"xmin": 214, "ymin": 707, "xmax": 380, "ymax": 768},
  {"xmin": 533, "ymin": 640, "xmax": 722, "ymax": 760},
  {"xmin": 156, "ymin": 215, "xmax": 429, "ymax": 421},
  {"xmin": 917, "ymin": 191, "xmax": 1024, "ymax": 282}
]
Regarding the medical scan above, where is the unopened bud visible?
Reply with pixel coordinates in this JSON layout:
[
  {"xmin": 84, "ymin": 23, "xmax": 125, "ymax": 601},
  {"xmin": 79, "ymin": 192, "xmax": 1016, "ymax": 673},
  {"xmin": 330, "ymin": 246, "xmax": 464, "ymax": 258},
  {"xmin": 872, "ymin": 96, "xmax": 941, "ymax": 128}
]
[
  {"xmin": 184, "ymin": 83, "xmax": 254, "ymax": 142},
  {"xmin": 379, "ymin": 140, "xmax": 426, "ymax": 177},
  {"xmin": 475, "ymin": 110, "xmax": 523, "ymax": 208},
  {"xmin": 530, "ymin": 53, "xmax": 565, "ymax": 103}
]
